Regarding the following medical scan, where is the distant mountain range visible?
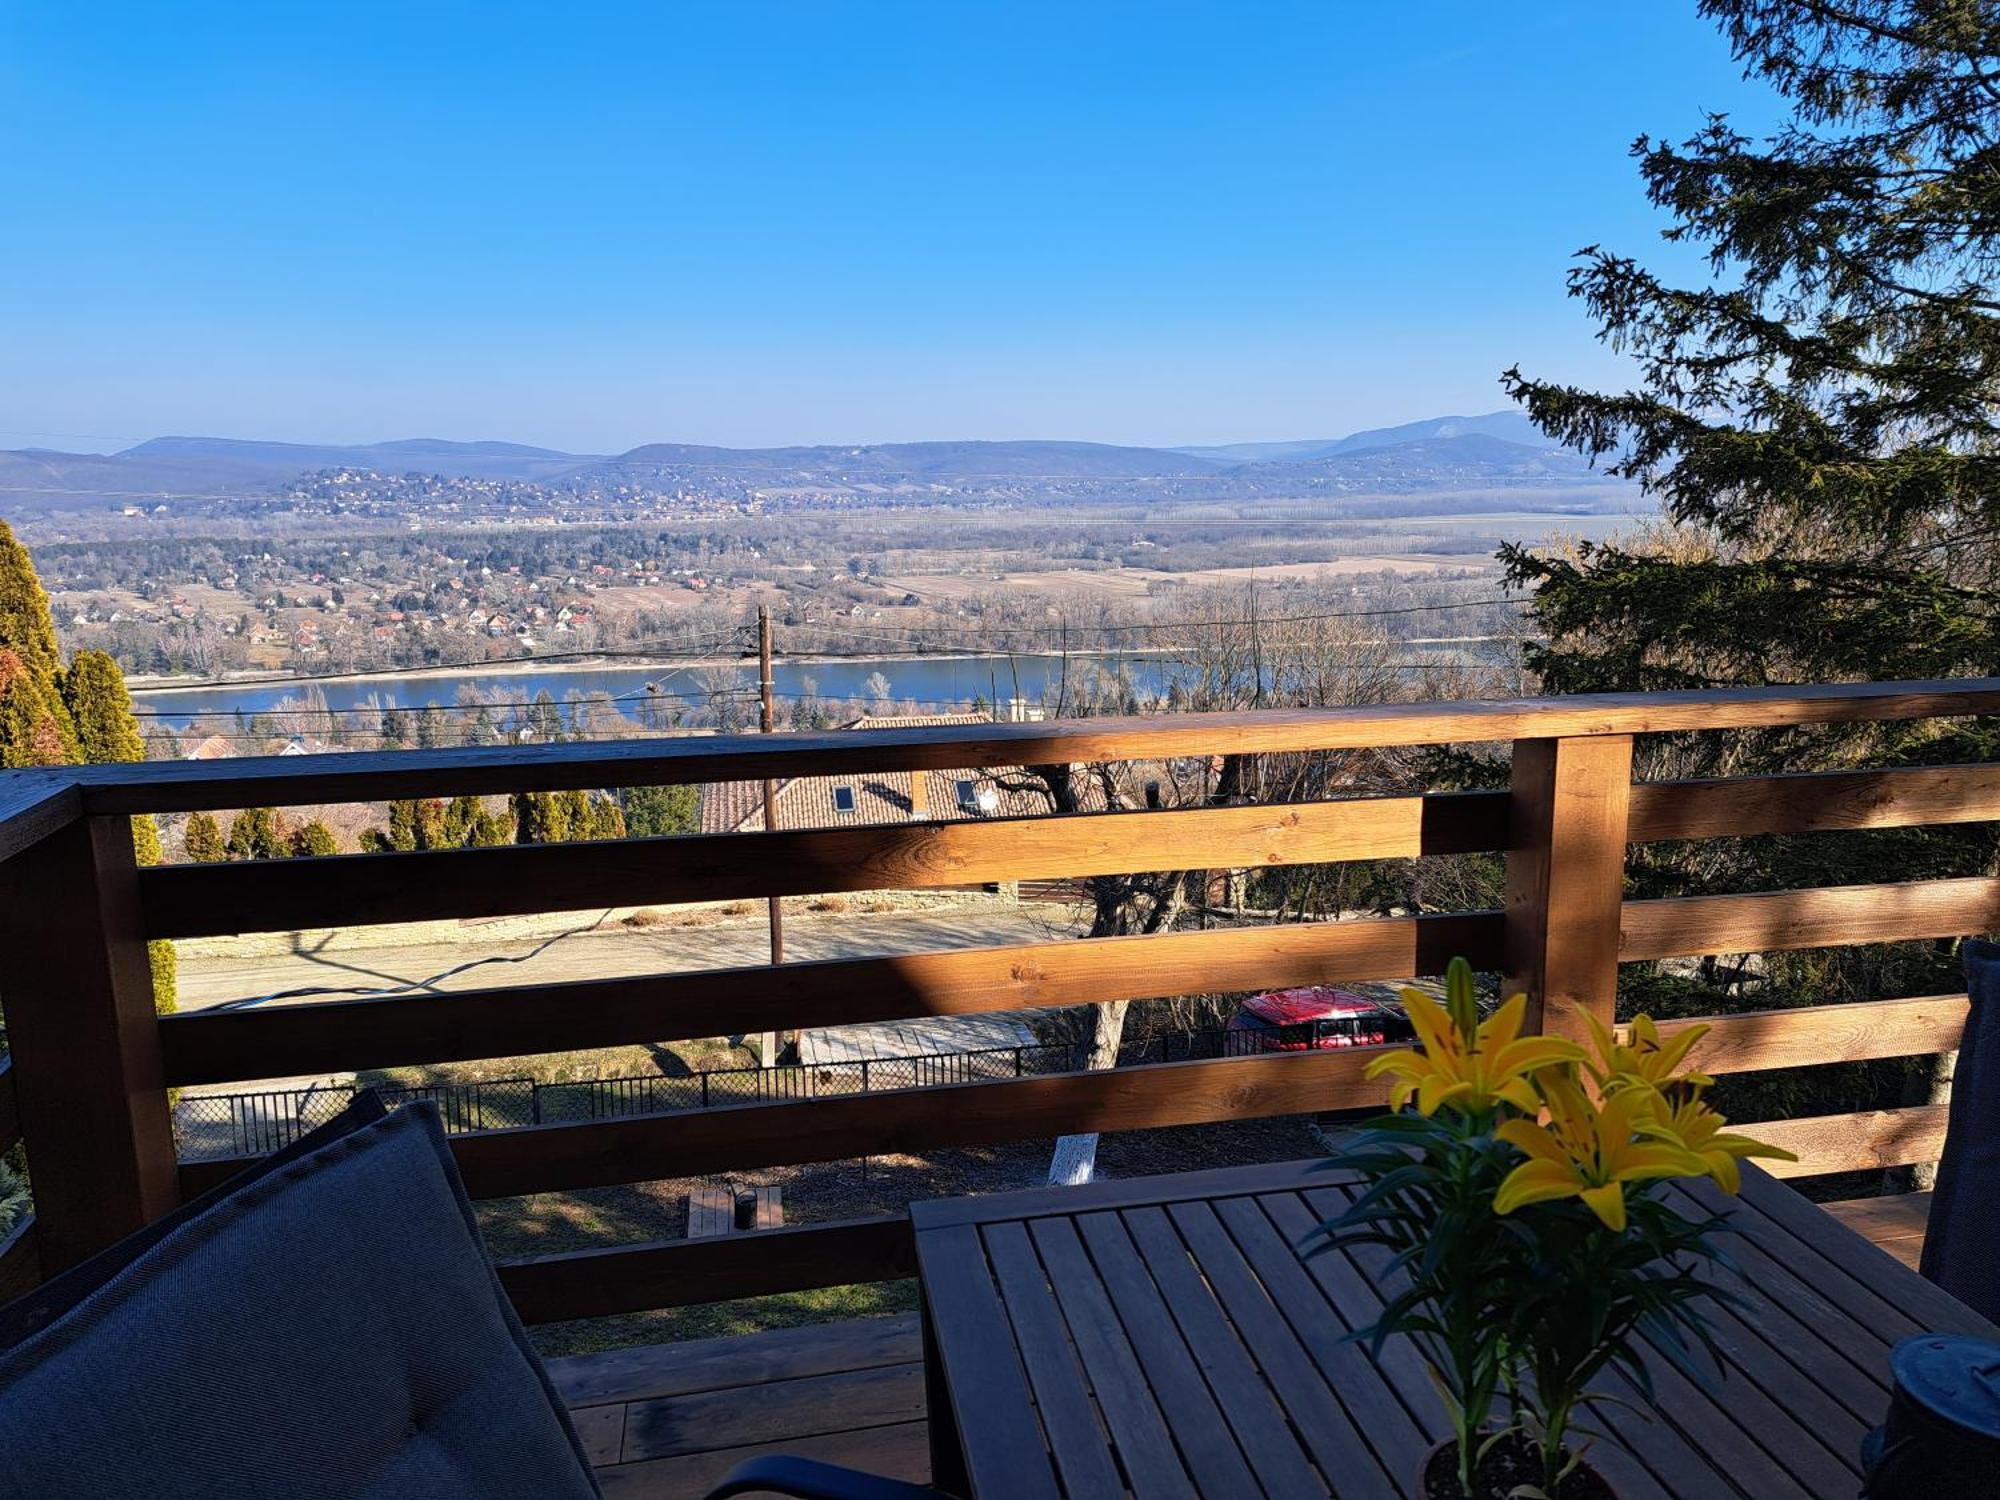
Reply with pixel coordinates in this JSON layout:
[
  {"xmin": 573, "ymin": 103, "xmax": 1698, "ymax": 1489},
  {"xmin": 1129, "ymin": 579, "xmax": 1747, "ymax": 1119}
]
[
  {"xmin": 1169, "ymin": 411, "xmax": 1552, "ymax": 465},
  {"xmin": 0, "ymin": 411, "xmax": 1615, "ymax": 516}
]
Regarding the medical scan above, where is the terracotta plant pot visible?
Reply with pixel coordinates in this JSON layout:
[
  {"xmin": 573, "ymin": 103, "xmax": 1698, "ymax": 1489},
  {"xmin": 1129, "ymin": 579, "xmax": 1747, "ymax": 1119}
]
[{"xmin": 1418, "ymin": 1434, "xmax": 1622, "ymax": 1500}]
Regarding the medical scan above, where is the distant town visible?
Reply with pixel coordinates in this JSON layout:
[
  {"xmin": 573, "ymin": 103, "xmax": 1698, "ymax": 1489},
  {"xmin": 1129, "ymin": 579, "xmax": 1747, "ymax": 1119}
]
[{"xmin": 2, "ymin": 413, "xmax": 1643, "ymax": 707}]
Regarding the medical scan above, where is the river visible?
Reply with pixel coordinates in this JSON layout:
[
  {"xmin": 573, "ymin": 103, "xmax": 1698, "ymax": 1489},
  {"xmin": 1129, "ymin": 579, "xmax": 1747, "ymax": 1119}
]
[
  {"xmin": 128, "ymin": 644, "xmax": 1488, "ymax": 735},
  {"xmin": 128, "ymin": 652, "xmax": 1170, "ymax": 732}
]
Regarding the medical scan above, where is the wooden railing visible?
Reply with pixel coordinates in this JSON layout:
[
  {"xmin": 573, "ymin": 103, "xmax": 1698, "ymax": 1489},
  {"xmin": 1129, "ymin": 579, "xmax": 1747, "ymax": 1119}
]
[{"xmin": 0, "ymin": 678, "xmax": 1997, "ymax": 1325}]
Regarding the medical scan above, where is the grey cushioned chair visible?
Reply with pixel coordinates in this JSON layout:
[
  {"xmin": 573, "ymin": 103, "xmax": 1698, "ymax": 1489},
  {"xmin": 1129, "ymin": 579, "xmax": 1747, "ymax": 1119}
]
[
  {"xmin": 0, "ymin": 1095, "xmax": 600, "ymax": 1500},
  {"xmin": 1920, "ymin": 939, "xmax": 2000, "ymax": 1323}
]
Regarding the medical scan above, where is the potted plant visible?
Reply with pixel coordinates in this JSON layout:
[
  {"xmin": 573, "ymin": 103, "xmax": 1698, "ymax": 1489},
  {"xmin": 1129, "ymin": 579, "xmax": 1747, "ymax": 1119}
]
[{"xmin": 1312, "ymin": 959, "xmax": 1794, "ymax": 1498}]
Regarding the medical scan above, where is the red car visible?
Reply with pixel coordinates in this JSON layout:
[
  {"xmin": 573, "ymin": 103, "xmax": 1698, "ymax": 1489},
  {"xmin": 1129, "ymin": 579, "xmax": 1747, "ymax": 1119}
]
[{"xmin": 1226, "ymin": 986, "xmax": 1416, "ymax": 1053}]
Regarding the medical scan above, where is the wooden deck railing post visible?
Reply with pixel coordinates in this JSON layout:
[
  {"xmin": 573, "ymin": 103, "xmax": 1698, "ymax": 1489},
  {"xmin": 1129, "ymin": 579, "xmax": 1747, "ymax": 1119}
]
[
  {"xmin": 1503, "ymin": 734, "xmax": 1634, "ymax": 1045},
  {"xmin": 0, "ymin": 814, "xmax": 178, "ymax": 1272}
]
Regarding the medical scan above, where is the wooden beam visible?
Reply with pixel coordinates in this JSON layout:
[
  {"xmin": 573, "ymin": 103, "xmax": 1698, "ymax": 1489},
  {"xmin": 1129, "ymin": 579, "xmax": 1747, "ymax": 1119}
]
[
  {"xmin": 140, "ymin": 795, "xmax": 1507, "ymax": 940},
  {"xmin": 74, "ymin": 677, "xmax": 2000, "ymax": 815},
  {"xmin": 0, "ymin": 816, "xmax": 178, "ymax": 1272},
  {"xmin": 497, "ymin": 1214, "xmax": 917, "ymax": 1324},
  {"xmin": 1621, "ymin": 877, "xmax": 2000, "ymax": 960},
  {"xmin": 157, "ymin": 910, "xmax": 1503, "ymax": 1086},
  {"xmin": 178, "ymin": 1045, "xmax": 1399, "ymax": 1199},
  {"xmin": 1629, "ymin": 763, "xmax": 2000, "ymax": 842},
  {"xmin": 1658, "ymin": 994, "xmax": 1968, "ymax": 1076},
  {"xmin": 1504, "ymin": 735, "xmax": 1634, "ymax": 1044},
  {"xmin": 1743, "ymin": 1105, "xmax": 1949, "ymax": 1179},
  {"xmin": 0, "ymin": 772, "xmax": 79, "ymax": 863}
]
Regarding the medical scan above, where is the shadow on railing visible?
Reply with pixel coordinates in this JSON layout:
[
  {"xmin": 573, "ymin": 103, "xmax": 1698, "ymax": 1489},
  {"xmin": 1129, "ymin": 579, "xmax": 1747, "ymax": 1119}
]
[
  {"xmin": 169, "ymin": 1023, "xmax": 1393, "ymax": 1160},
  {"xmin": 2, "ymin": 678, "xmax": 1996, "ymax": 1316}
]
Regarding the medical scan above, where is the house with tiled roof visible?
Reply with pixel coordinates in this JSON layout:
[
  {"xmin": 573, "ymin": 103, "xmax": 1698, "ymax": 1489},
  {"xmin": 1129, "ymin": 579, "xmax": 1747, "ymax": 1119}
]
[{"xmin": 699, "ymin": 713, "xmax": 1059, "ymax": 834}]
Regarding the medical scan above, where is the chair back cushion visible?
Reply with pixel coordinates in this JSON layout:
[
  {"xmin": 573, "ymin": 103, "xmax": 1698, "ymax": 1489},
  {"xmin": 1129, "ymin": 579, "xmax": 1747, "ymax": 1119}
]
[
  {"xmin": 0, "ymin": 1099, "xmax": 600, "ymax": 1499},
  {"xmin": 1921, "ymin": 939, "xmax": 2000, "ymax": 1322}
]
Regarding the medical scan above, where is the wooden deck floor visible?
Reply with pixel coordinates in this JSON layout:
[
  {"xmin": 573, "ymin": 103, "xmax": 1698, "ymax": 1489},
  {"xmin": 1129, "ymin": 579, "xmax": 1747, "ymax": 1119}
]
[
  {"xmin": 1826, "ymin": 1188, "xmax": 1931, "ymax": 1270},
  {"xmin": 544, "ymin": 1316, "xmax": 931, "ymax": 1499}
]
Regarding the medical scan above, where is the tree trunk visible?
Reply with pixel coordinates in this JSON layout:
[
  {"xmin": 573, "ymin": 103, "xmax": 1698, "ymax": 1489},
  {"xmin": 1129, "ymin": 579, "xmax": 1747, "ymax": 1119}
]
[{"xmin": 1047, "ymin": 875, "xmax": 1188, "ymax": 1186}]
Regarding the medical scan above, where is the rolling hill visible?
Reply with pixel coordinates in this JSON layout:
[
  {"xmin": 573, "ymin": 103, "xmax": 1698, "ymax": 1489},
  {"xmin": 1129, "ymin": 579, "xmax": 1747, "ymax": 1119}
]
[
  {"xmin": 1171, "ymin": 411, "xmax": 1551, "ymax": 465},
  {"xmin": 0, "ymin": 412, "xmax": 1611, "ymax": 516}
]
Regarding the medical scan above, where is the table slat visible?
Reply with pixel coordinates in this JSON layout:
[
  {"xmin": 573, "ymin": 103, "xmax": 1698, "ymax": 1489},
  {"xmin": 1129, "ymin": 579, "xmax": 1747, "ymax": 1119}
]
[
  {"xmin": 1109, "ymin": 1206, "xmax": 1332, "ymax": 1499},
  {"xmin": 1733, "ymin": 1169, "xmax": 2000, "ymax": 1338},
  {"xmin": 1260, "ymin": 1190, "xmax": 1445, "ymax": 1432},
  {"xmin": 1027, "ymin": 1215, "xmax": 1198, "ymax": 1500},
  {"xmin": 1066, "ymin": 1211, "xmax": 1265, "ymax": 1498},
  {"xmin": 1656, "ymin": 1180, "xmax": 1892, "ymax": 1413},
  {"xmin": 980, "ymin": 1222, "xmax": 1126, "ymax": 1500},
  {"xmin": 917, "ymin": 1223, "xmax": 1062, "ymax": 1500},
  {"xmin": 1200, "ymin": 1196, "xmax": 1424, "ymax": 1489},
  {"xmin": 1299, "ymin": 1183, "xmax": 1764, "ymax": 1500},
  {"xmin": 1124, "ymin": 1203, "xmax": 1387, "ymax": 1499},
  {"xmin": 912, "ymin": 1157, "xmax": 1965, "ymax": 1499}
]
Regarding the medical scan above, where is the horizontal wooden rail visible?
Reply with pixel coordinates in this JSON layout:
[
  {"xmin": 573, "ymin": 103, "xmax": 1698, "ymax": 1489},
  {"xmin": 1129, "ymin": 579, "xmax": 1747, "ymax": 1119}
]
[
  {"xmin": 133, "ymin": 767, "xmax": 2000, "ymax": 943},
  {"xmin": 38, "ymin": 676, "xmax": 2000, "ymax": 817},
  {"xmin": 1628, "ymin": 762, "xmax": 2000, "ymax": 842},
  {"xmin": 1743, "ymin": 1105, "xmax": 1949, "ymax": 1179},
  {"xmin": 1621, "ymin": 877, "xmax": 2000, "ymax": 960},
  {"xmin": 0, "ymin": 1058, "xmax": 18, "ymax": 1158},
  {"xmin": 1661, "ymin": 994, "xmax": 1968, "ymax": 1076},
  {"xmin": 496, "ymin": 1214, "xmax": 917, "ymax": 1324},
  {"xmin": 140, "ymin": 795, "xmax": 1507, "ymax": 939},
  {"xmin": 5, "ymin": 753, "xmax": 1996, "ymax": 882},
  {"xmin": 157, "ymin": 911, "xmax": 1503, "ymax": 1086},
  {"xmin": 0, "ymin": 775, "xmax": 80, "ymax": 863},
  {"xmin": 177, "ymin": 1045, "xmax": 1393, "ymax": 1199}
]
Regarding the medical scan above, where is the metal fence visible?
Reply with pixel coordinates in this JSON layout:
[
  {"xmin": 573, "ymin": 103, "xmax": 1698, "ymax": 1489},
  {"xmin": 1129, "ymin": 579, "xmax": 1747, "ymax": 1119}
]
[
  {"xmin": 170, "ymin": 1024, "xmax": 1352, "ymax": 1159},
  {"xmin": 172, "ymin": 1078, "xmax": 536, "ymax": 1160}
]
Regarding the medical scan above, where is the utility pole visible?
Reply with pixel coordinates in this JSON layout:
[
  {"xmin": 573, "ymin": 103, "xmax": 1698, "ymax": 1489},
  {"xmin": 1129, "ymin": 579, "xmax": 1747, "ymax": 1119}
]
[
  {"xmin": 757, "ymin": 604, "xmax": 785, "ymax": 1066},
  {"xmin": 758, "ymin": 604, "xmax": 784, "ymax": 963}
]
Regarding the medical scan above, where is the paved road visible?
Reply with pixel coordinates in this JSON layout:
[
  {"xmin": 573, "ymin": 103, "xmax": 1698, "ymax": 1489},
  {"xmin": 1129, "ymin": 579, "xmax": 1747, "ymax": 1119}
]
[{"xmin": 176, "ymin": 905, "xmax": 1071, "ymax": 1014}]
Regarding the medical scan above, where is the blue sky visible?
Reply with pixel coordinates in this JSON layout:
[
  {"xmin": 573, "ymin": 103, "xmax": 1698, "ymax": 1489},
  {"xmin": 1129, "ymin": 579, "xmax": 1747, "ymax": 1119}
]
[{"xmin": 0, "ymin": 3, "xmax": 1775, "ymax": 453}]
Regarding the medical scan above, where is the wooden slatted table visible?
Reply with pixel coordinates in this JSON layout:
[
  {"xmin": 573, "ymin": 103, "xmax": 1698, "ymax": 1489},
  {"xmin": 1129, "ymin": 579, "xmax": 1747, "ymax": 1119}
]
[{"xmin": 910, "ymin": 1158, "xmax": 2000, "ymax": 1498}]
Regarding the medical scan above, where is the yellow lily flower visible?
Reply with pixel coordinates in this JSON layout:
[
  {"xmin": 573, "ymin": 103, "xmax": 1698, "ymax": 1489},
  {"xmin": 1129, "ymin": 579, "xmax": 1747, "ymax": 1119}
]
[
  {"xmin": 1494, "ymin": 1074, "xmax": 1708, "ymax": 1231},
  {"xmin": 1636, "ymin": 1086, "xmax": 1797, "ymax": 1194},
  {"xmin": 1365, "ymin": 987, "xmax": 1585, "ymax": 1117},
  {"xmin": 1582, "ymin": 1011, "xmax": 1714, "ymax": 1095}
]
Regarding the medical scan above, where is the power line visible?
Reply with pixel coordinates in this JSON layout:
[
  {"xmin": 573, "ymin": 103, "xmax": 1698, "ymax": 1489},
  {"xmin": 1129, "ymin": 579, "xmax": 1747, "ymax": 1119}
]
[
  {"xmin": 114, "ymin": 596, "xmax": 1528, "ymax": 709},
  {"xmin": 127, "ymin": 688, "xmax": 760, "ymax": 720},
  {"xmin": 127, "ymin": 629, "xmax": 752, "ymax": 696}
]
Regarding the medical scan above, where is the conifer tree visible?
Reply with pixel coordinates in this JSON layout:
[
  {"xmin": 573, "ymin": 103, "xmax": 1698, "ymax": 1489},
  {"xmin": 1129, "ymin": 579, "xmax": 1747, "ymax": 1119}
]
[
  {"xmin": 184, "ymin": 812, "xmax": 227, "ymax": 863},
  {"xmin": 0, "ymin": 649, "xmax": 70, "ymax": 768},
  {"xmin": 0, "ymin": 521, "xmax": 67, "ymax": 689},
  {"xmin": 557, "ymin": 789, "xmax": 593, "ymax": 841},
  {"xmin": 0, "ymin": 533, "xmax": 172, "ymax": 1010},
  {"xmin": 512, "ymin": 791, "xmax": 567, "ymax": 844},
  {"xmin": 441, "ymin": 794, "xmax": 480, "ymax": 847},
  {"xmin": 1504, "ymin": 1, "xmax": 2000, "ymax": 726},
  {"xmin": 587, "ymin": 794, "xmax": 627, "ymax": 841},
  {"xmin": 527, "ymin": 691, "xmax": 564, "ymax": 743},
  {"xmin": 62, "ymin": 649, "xmax": 146, "ymax": 764},
  {"xmin": 1498, "ymin": 0, "xmax": 2000, "ymax": 1134},
  {"xmin": 621, "ymin": 783, "xmax": 700, "ymax": 838},
  {"xmin": 289, "ymin": 821, "xmax": 340, "ymax": 857},
  {"xmin": 225, "ymin": 807, "xmax": 286, "ymax": 861},
  {"xmin": 385, "ymin": 799, "xmax": 422, "ymax": 852},
  {"xmin": 61, "ymin": 649, "xmax": 177, "ymax": 1009},
  {"xmin": 469, "ymin": 806, "xmax": 515, "ymax": 846}
]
